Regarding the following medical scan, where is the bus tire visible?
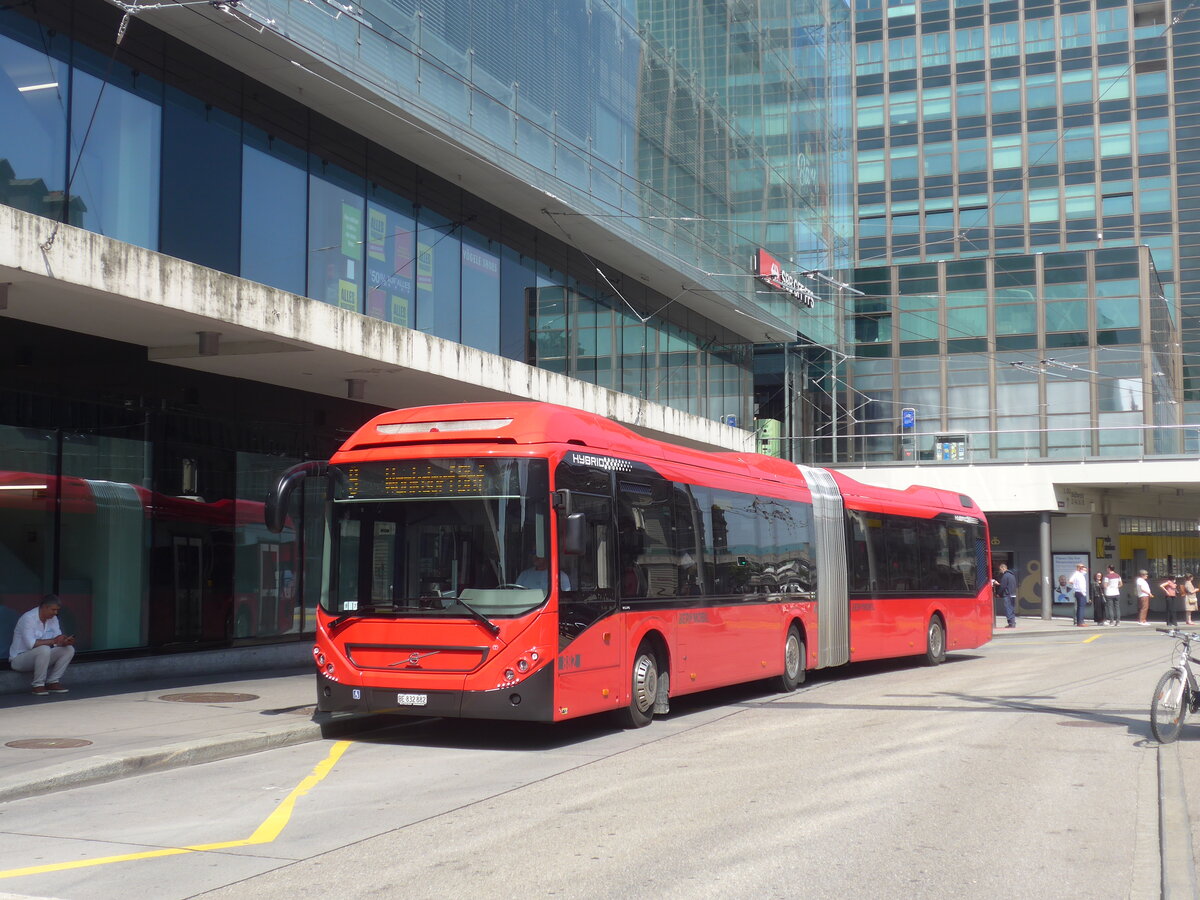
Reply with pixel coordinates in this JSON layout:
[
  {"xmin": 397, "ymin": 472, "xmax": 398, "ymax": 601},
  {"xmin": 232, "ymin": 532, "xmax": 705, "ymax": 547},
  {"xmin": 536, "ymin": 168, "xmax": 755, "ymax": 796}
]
[
  {"xmin": 924, "ymin": 615, "xmax": 946, "ymax": 666},
  {"xmin": 618, "ymin": 643, "xmax": 658, "ymax": 728},
  {"xmin": 777, "ymin": 625, "xmax": 806, "ymax": 692}
]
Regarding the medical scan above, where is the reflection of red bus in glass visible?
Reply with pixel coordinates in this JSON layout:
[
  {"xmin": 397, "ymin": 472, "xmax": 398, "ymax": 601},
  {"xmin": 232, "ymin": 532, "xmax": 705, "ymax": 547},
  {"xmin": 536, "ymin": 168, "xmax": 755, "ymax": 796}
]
[
  {"xmin": 267, "ymin": 403, "xmax": 992, "ymax": 727},
  {"xmin": 0, "ymin": 470, "xmax": 297, "ymax": 653}
]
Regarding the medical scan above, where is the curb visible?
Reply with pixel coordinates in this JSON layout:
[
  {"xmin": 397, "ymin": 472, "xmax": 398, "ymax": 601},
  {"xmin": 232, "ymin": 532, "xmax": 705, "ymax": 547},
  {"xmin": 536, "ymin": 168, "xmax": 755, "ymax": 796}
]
[
  {"xmin": 0, "ymin": 719, "xmax": 322, "ymax": 805},
  {"xmin": 1158, "ymin": 742, "xmax": 1199, "ymax": 899},
  {"xmin": 0, "ymin": 644, "xmax": 312, "ymax": 696}
]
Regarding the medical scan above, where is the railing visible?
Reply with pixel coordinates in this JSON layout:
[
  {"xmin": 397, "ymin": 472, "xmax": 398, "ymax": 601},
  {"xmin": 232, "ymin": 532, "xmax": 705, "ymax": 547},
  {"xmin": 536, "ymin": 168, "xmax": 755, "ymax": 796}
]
[{"xmin": 774, "ymin": 422, "xmax": 1200, "ymax": 466}]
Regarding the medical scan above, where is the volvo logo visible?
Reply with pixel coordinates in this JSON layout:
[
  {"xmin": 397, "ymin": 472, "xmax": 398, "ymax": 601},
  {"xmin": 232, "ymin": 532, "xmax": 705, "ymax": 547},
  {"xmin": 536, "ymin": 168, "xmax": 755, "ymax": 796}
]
[{"xmin": 389, "ymin": 650, "xmax": 441, "ymax": 668}]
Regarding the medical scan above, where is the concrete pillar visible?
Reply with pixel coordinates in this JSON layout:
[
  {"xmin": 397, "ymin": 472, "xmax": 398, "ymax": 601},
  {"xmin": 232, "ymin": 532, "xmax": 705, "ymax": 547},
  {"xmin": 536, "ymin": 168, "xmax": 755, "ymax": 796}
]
[{"xmin": 1040, "ymin": 511, "xmax": 1052, "ymax": 620}]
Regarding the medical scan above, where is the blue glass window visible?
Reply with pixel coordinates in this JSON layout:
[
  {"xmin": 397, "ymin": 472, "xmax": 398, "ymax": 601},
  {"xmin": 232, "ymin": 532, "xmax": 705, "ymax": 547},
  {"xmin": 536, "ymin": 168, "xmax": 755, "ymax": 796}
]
[
  {"xmin": 416, "ymin": 206, "xmax": 462, "ymax": 341},
  {"xmin": 69, "ymin": 64, "xmax": 162, "ymax": 250},
  {"xmin": 365, "ymin": 184, "xmax": 416, "ymax": 327},
  {"xmin": 995, "ymin": 303, "xmax": 1035, "ymax": 335},
  {"xmin": 460, "ymin": 228, "xmax": 501, "ymax": 354},
  {"xmin": 241, "ymin": 128, "xmax": 307, "ymax": 296},
  {"xmin": 161, "ymin": 88, "xmax": 240, "ymax": 273},
  {"xmin": 500, "ymin": 246, "xmax": 536, "ymax": 362},
  {"xmin": 308, "ymin": 159, "xmax": 364, "ymax": 312},
  {"xmin": 1096, "ymin": 297, "xmax": 1138, "ymax": 329},
  {"xmin": 1061, "ymin": 71, "xmax": 1093, "ymax": 105},
  {"xmin": 1102, "ymin": 195, "xmax": 1133, "ymax": 217},
  {"xmin": 0, "ymin": 29, "xmax": 69, "ymax": 220},
  {"xmin": 1045, "ymin": 301, "xmax": 1087, "ymax": 331}
]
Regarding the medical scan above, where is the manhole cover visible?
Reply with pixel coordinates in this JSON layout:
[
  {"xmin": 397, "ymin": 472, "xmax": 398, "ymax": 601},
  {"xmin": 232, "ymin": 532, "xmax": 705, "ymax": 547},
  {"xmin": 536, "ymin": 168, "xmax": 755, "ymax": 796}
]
[
  {"xmin": 1058, "ymin": 720, "xmax": 1110, "ymax": 727},
  {"xmin": 159, "ymin": 692, "xmax": 259, "ymax": 704},
  {"xmin": 6, "ymin": 738, "xmax": 94, "ymax": 749}
]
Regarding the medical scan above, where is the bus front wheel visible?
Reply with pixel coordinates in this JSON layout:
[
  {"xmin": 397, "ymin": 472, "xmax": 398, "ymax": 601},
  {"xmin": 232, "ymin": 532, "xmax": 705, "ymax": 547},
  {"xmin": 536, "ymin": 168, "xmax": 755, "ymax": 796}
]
[
  {"xmin": 619, "ymin": 644, "xmax": 658, "ymax": 728},
  {"xmin": 924, "ymin": 615, "xmax": 946, "ymax": 666},
  {"xmin": 777, "ymin": 625, "xmax": 806, "ymax": 692}
]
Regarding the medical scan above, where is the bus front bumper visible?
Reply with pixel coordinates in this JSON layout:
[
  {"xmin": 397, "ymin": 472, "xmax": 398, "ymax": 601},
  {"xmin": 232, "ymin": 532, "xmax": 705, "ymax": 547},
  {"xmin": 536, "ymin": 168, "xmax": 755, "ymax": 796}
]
[{"xmin": 315, "ymin": 664, "xmax": 554, "ymax": 721}]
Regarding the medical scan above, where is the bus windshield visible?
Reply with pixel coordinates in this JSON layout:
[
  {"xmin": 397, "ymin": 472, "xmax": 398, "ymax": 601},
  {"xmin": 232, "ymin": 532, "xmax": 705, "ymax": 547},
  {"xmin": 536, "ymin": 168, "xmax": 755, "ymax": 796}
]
[{"xmin": 325, "ymin": 458, "xmax": 552, "ymax": 619}]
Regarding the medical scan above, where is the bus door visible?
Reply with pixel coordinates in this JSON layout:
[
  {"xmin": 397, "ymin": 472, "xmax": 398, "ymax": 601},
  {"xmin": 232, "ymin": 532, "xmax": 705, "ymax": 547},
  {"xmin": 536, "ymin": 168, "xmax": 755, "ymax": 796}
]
[{"xmin": 555, "ymin": 493, "xmax": 620, "ymax": 718}]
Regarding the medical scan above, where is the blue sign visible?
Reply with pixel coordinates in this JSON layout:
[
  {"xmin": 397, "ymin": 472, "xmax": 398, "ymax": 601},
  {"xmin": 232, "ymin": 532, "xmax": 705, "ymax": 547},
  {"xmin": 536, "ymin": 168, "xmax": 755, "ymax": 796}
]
[
  {"xmin": 724, "ymin": 414, "xmax": 738, "ymax": 428},
  {"xmin": 901, "ymin": 407, "xmax": 916, "ymax": 429}
]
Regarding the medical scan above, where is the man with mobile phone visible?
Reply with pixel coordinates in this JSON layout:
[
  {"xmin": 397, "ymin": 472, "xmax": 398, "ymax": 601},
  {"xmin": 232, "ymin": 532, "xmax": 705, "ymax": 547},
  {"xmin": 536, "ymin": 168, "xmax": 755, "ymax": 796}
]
[{"xmin": 8, "ymin": 594, "xmax": 76, "ymax": 697}]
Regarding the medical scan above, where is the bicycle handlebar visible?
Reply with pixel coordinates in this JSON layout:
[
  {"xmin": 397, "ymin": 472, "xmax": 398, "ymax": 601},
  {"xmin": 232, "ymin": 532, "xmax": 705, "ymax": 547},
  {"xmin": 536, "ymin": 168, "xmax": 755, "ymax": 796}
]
[{"xmin": 1157, "ymin": 627, "xmax": 1200, "ymax": 642}]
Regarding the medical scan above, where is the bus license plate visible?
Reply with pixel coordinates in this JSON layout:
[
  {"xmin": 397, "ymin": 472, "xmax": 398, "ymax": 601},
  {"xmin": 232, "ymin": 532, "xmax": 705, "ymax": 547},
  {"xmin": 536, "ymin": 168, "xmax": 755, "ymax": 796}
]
[{"xmin": 396, "ymin": 693, "xmax": 427, "ymax": 707}]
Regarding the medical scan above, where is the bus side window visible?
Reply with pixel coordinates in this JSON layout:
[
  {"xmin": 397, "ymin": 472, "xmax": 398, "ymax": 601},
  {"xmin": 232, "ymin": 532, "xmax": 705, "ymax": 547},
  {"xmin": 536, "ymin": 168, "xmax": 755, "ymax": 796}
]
[
  {"xmin": 559, "ymin": 494, "xmax": 613, "ymax": 602},
  {"xmin": 558, "ymin": 494, "xmax": 615, "ymax": 645}
]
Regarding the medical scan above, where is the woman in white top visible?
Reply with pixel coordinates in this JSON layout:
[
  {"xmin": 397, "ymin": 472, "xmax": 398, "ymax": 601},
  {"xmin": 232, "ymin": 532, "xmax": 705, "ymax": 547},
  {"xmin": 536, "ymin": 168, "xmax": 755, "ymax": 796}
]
[
  {"xmin": 1102, "ymin": 566, "xmax": 1123, "ymax": 626},
  {"xmin": 1183, "ymin": 574, "xmax": 1197, "ymax": 627}
]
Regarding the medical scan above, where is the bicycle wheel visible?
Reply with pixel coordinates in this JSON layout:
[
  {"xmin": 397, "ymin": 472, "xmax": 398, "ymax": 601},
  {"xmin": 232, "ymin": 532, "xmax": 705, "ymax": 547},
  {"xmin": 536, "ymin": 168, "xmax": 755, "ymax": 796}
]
[{"xmin": 1151, "ymin": 669, "xmax": 1189, "ymax": 743}]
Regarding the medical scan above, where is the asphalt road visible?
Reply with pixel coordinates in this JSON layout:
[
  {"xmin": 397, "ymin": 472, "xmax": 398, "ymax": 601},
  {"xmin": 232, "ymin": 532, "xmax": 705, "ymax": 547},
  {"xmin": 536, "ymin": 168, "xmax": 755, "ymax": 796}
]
[{"xmin": 0, "ymin": 625, "xmax": 1195, "ymax": 899}]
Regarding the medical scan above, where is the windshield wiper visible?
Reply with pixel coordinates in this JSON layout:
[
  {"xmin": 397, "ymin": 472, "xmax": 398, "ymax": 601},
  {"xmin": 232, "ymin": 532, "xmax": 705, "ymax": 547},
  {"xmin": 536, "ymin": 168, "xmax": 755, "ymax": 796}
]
[
  {"xmin": 330, "ymin": 609, "xmax": 367, "ymax": 629},
  {"xmin": 329, "ymin": 605, "xmax": 406, "ymax": 629},
  {"xmin": 450, "ymin": 597, "xmax": 501, "ymax": 636},
  {"xmin": 330, "ymin": 604, "xmax": 382, "ymax": 629}
]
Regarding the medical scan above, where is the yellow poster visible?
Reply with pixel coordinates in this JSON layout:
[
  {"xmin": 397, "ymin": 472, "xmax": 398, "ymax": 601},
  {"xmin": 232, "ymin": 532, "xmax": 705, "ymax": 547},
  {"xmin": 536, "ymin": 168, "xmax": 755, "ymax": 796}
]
[
  {"xmin": 368, "ymin": 208, "xmax": 387, "ymax": 262},
  {"xmin": 338, "ymin": 279, "xmax": 359, "ymax": 311},
  {"xmin": 391, "ymin": 295, "xmax": 410, "ymax": 327},
  {"xmin": 417, "ymin": 242, "xmax": 433, "ymax": 293}
]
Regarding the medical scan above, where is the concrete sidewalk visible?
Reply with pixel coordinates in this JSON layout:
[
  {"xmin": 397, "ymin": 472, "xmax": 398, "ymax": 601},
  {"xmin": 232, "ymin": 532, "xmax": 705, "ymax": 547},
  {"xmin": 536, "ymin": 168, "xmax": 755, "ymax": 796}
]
[
  {"xmin": 995, "ymin": 613, "xmax": 1188, "ymax": 634},
  {"xmin": 0, "ymin": 615, "xmax": 1175, "ymax": 805},
  {"xmin": 0, "ymin": 667, "xmax": 329, "ymax": 804}
]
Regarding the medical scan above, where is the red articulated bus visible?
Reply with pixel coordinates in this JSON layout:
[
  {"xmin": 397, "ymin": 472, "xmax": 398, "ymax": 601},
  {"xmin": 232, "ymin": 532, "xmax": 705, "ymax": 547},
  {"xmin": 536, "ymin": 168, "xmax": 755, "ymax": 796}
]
[{"xmin": 266, "ymin": 402, "xmax": 992, "ymax": 727}]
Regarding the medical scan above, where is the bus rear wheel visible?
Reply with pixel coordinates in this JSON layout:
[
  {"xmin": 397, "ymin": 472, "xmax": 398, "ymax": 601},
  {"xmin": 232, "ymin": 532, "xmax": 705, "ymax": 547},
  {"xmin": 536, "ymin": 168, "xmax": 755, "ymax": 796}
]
[
  {"xmin": 777, "ymin": 626, "xmax": 806, "ymax": 692},
  {"xmin": 619, "ymin": 644, "xmax": 658, "ymax": 728},
  {"xmin": 924, "ymin": 615, "xmax": 946, "ymax": 666}
]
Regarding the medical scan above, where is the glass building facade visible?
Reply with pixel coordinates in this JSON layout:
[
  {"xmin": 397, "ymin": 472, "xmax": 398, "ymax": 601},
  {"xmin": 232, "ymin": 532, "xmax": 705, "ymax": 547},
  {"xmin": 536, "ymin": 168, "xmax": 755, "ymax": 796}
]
[
  {"xmin": 846, "ymin": 246, "xmax": 1179, "ymax": 461},
  {"xmin": 0, "ymin": 1, "xmax": 852, "ymax": 424},
  {"xmin": 840, "ymin": 0, "xmax": 1190, "ymax": 464},
  {"xmin": 0, "ymin": 0, "xmax": 851, "ymax": 657}
]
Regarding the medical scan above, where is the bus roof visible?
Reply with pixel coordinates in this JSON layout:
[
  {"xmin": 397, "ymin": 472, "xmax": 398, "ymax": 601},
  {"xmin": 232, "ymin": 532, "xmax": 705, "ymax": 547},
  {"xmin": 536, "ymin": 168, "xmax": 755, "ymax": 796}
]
[
  {"xmin": 336, "ymin": 402, "xmax": 981, "ymax": 516},
  {"xmin": 337, "ymin": 402, "xmax": 797, "ymax": 478}
]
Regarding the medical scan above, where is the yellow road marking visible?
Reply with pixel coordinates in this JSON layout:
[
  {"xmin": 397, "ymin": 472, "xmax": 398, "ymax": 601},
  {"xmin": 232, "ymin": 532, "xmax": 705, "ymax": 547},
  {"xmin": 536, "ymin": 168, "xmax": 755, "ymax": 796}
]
[
  {"xmin": 0, "ymin": 740, "xmax": 352, "ymax": 880},
  {"xmin": 998, "ymin": 636, "xmax": 1104, "ymax": 646}
]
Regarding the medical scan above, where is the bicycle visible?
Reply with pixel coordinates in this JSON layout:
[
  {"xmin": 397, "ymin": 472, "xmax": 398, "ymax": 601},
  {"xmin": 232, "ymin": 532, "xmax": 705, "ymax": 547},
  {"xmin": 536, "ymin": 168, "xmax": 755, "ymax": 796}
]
[{"xmin": 1149, "ymin": 627, "xmax": 1200, "ymax": 742}]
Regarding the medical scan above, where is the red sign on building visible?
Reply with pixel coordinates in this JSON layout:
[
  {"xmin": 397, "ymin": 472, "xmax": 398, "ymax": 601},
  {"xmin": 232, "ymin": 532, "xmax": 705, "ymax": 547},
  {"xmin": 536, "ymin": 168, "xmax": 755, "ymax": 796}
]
[{"xmin": 754, "ymin": 249, "xmax": 818, "ymax": 309}]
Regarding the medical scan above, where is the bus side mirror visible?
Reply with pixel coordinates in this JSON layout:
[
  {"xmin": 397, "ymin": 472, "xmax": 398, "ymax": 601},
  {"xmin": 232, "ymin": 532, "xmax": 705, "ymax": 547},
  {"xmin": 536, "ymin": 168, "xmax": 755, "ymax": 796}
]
[
  {"xmin": 561, "ymin": 512, "xmax": 587, "ymax": 556},
  {"xmin": 265, "ymin": 460, "xmax": 328, "ymax": 533}
]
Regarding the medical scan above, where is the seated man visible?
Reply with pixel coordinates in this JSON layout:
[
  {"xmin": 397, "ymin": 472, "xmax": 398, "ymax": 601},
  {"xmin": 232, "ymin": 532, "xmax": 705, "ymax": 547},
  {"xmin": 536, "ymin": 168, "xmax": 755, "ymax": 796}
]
[
  {"xmin": 515, "ymin": 555, "xmax": 571, "ymax": 593},
  {"xmin": 8, "ymin": 594, "xmax": 76, "ymax": 697}
]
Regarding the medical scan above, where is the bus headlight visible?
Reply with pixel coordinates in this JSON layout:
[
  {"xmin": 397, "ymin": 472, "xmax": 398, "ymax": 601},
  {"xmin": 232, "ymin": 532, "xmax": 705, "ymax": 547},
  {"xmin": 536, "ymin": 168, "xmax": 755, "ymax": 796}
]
[
  {"xmin": 517, "ymin": 658, "xmax": 529, "ymax": 673},
  {"xmin": 504, "ymin": 668, "xmax": 515, "ymax": 681}
]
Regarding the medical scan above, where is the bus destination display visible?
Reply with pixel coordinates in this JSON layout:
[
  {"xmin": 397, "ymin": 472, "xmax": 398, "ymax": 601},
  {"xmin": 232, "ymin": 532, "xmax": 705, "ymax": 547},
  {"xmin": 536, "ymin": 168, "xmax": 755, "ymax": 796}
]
[{"xmin": 343, "ymin": 461, "xmax": 490, "ymax": 499}]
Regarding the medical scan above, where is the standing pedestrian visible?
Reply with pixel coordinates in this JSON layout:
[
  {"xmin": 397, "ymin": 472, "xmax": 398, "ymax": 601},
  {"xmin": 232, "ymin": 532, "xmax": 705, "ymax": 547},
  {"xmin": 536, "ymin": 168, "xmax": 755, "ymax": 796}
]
[
  {"xmin": 1183, "ymin": 574, "xmax": 1198, "ymax": 626},
  {"xmin": 1091, "ymin": 571, "xmax": 1106, "ymax": 625},
  {"xmin": 1103, "ymin": 565, "xmax": 1123, "ymax": 626},
  {"xmin": 1160, "ymin": 574, "xmax": 1179, "ymax": 626},
  {"xmin": 1136, "ymin": 570, "xmax": 1152, "ymax": 624},
  {"xmin": 996, "ymin": 563, "xmax": 1018, "ymax": 629},
  {"xmin": 1069, "ymin": 562, "xmax": 1090, "ymax": 627}
]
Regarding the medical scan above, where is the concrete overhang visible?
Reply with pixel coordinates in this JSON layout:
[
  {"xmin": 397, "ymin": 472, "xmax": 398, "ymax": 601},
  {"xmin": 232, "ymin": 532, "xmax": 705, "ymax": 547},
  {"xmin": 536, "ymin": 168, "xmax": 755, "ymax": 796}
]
[
  {"xmin": 835, "ymin": 459, "xmax": 1200, "ymax": 517},
  {"xmin": 0, "ymin": 205, "xmax": 752, "ymax": 453},
  {"xmin": 112, "ymin": 2, "xmax": 799, "ymax": 344}
]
